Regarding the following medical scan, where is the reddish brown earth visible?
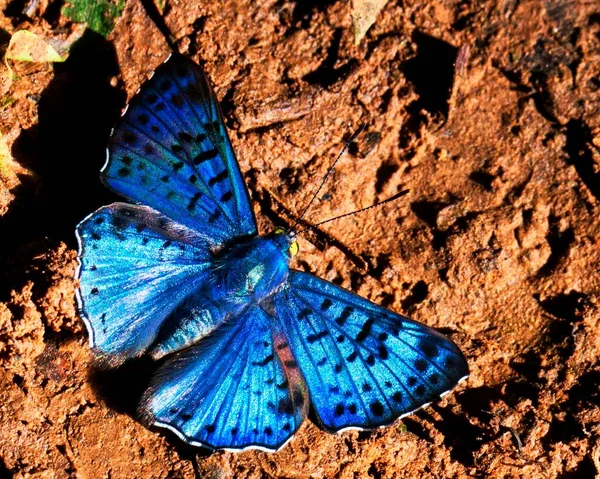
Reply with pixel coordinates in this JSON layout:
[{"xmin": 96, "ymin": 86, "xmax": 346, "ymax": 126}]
[{"xmin": 1, "ymin": 1, "xmax": 599, "ymax": 478}]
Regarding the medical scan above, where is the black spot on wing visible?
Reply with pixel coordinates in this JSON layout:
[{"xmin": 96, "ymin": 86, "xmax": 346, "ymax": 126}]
[
  {"xmin": 187, "ymin": 193, "xmax": 202, "ymax": 212},
  {"xmin": 378, "ymin": 344, "xmax": 389, "ymax": 360},
  {"xmin": 419, "ymin": 340, "xmax": 439, "ymax": 359},
  {"xmin": 355, "ymin": 318, "xmax": 375, "ymax": 342},
  {"xmin": 171, "ymin": 94, "xmax": 184, "ymax": 108},
  {"xmin": 208, "ymin": 169, "xmax": 229, "ymax": 186},
  {"xmin": 220, "ymin": 191, "xmax": 233, "ymax": 202},
  {"xmin": 335, "ymin": 306, "xmax": 354, "ymax": 326},
  {"xmin": 193, "ymin": 148, "xmax": 219, "ymax": 165},
  {"xmin": 251, "ymin": 354, "xmax": 274, "ymax": 367},
  {"xmin": 185, "ymin": 83, "xmax": 203, "ymax": 103},
  {"xmin": 306, "ymin": 330, "xmax": 329, "ymax": 344},
  {"xmin": 370, "ymin": 401, "xmax": 384, "ymax": 417},
  {"xmin": 208, "ymin": 209, "xmax": 222, "ymax": 224},
  {"xmin": 122, "ymin": 131, "xmax": 137, "ymax": 145},
  {"xmin": 204, "ymin": 424, "xmax": 215, "ymax": 433},
  {"xmin": 320, "ymin": 298, "xmax": 333, "ymax": 311},
  {"xmin": 278, "ymin": 398, "xmax": 294, "ymax": 415},
  {"xmin": 415, "ymin": 358, "xmax": 428, "ymax": 372}
]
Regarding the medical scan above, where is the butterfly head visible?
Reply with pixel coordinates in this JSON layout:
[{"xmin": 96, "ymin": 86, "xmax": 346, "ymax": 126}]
[{"xmin": 273, "ymin": 227, "xmax": 298, "ymax": 257}]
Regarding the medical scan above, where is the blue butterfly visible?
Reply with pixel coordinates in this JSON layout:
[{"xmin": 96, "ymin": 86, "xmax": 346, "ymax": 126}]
[{"xmin": 76, "ymin": 54, "xmax": 468, "ymax": 452}]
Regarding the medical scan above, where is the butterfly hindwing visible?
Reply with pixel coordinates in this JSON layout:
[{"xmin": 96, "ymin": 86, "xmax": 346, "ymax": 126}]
[
  {"xmin": 104, "ymin": 54, "xmax": 256, "ymax": 245},
  {"xmin": 273, "ymin": 271, "xmax": 469, "ymax": 432},
  {"xmin": 141, "ymin": 305, "xmax": 308, "ymax": 451},
  {"xmin": 76, "ymin": 203, "xmax": 212, "ymax": 362}
]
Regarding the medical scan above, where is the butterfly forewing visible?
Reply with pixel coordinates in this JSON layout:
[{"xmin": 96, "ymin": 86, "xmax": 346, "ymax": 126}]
[
  {"xmin": 273, "ymin": 271, "xmax": 468, "ymax": 432},
  {"xmin": 104, "ymin": 54, "xmax": 256, "ymax": 245}
]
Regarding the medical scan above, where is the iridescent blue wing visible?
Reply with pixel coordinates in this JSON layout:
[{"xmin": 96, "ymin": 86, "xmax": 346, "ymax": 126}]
[
  {"xmin": 76, "ymin": 203, "xmax": 212, "ymax": 363},
  {"xmin": 103, "ymin": 54, "xmax": 256, "ymax": 245},
  {"xmin": 273, "ymin": 271, "xmax": 469, "ymax": 432},
  {"xmin": 140, "ymin": 305, "xmax": 308, "ymax": 451}
]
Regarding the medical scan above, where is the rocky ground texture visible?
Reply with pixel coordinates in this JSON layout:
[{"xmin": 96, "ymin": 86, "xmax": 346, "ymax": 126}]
[{"xmin": 0, "ymin": 0, "xmax": 599, "ymax": 478}]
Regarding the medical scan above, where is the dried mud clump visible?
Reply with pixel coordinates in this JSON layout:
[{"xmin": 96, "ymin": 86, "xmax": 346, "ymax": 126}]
[{"xmin": 0, "ymin": 1, "xmax": 599, "ymax": 478}]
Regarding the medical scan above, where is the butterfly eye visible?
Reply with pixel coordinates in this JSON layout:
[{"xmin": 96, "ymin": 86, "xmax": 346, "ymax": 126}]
[{"xmin": 289, "ymin": 241, "xmax": 299, "ymax": 257}]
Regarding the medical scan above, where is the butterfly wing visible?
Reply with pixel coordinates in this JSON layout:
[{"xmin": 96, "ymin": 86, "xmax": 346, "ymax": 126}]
[
  {"xmin": 103, "ymin": 54, "xmax": 256, "ymax": 244},
  {"xmin": 78, "ymin": 55, "xmax": 258, "ymax": 361},
  {"xmin": 76, "ymin": 203, "xmax": 212, "ymax": 363},
  {"xmin": 140, "ymin": 304, "xmax": 308, "ymax": 451},
  {"xmin": 273, "ymin": 271, "xmax": 469, "ymax": 432}
]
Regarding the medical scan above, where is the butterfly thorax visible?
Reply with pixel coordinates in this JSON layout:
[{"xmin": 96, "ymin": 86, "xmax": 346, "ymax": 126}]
[
  {"xmin": 150, "ymin": 232, "xmax": 293, "ymax": 359},
  {"xmin": 214, "ymin": 233, "xmax": 293, "ymax": 301}
]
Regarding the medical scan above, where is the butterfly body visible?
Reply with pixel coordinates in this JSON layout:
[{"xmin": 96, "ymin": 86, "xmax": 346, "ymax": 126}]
[
  {"xmin": 151, "ymin": 231, "xmax": 293, "ymax": 359},
  {"xmin": 76, "ymin": 54, "xmax": 468, "ymax": 452}
]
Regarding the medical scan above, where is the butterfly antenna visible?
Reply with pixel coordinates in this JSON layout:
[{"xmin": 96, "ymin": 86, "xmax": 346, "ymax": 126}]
[
  {"xmin": 291, "ymin": 123, "xmax": 366, "ymax": 230},
  {"xmin": 297, "ymin": 189, "xmax": 409, "ymax": 234}
]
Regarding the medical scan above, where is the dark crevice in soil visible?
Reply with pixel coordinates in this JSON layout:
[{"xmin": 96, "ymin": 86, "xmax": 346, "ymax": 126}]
[
  {"xmin": 563, "ymin": 118, "xmax": 600, "ymax": 202},
  {"xmin": 469, "ymin": 171, "xmax": 495, "ymax": 191},
  {"xmin": 0, "ymin": 456, "xmax": 13, "ymax": 478},
  {"xmin": 537, "ymin": 290, "xmax": 588, "ymax": 323},
  {"xmin": 402, "ymin": 417, "xmax": 434, "ymax": 442},
  {"xmin": 537, "ymin": 215, "xmax": 575, "ymax": 277},
  {"xmin": 0, "ymin": 31, "xmax": 124, "ymax": 297},
  {"xmin": 506, "ymin": 290, "xmax": 591, "ymax": 433},
  {"xmin": 88, "ymin": 356, "xmax": 156, "ymax": 417},
  {"xmin": 410, "ymin": 200, "xmax": 450, "ymax": 229},
  {"xmin": 432, "ymin": 404, "xmax": 491, "ymax": 468},
  {"xmin": 303, "ymin": 28, "xmax": 358, "ymax": 88},
  {"xmin": 289, "ymin": 0, "xmax": 339, "ymax": 29},
  {"xmin": 3, "ymin": 0, "xmax": 28, "ymax": 22},
  {"xmin": 279, "ymin": 166, "xmax": 303, "ymax": 193},
  {"xmin": 362, "ymin": 253, "xmax": 391, "ymax": 280},
  {"xmin": 557, "ymin": 455, "xmax": 598, "ymax": 479},
  {"xmin": 403, "ymin": 31, "xmax": 458, "ymax": 118},
  {"xmin": 374, "ymin": 161, "xmax": 400, "ymax": 194},
  {"xmin": 400, "ymin": 280, "xmax": 428, "ymax": 311}
]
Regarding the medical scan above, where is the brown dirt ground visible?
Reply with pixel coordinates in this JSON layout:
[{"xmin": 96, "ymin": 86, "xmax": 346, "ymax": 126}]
[{"xmin": 1, "ymin": 0, "xmax": 599, "ymax": 478}]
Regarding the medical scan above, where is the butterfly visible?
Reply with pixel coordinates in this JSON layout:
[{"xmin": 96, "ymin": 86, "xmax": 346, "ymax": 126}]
[{"xmin": 75, "ymin": 54, "xmax": 469, "ymax": 452}]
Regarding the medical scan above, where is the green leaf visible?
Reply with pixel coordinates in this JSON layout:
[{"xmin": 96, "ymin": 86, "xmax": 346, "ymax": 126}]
[
  {"xmin": 62, "ymin": 0, "xmax": 125, "ymax": 37},
  {"xmin": 154, "ymin": 0, "xmax": 166, "ymax": 14}
]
